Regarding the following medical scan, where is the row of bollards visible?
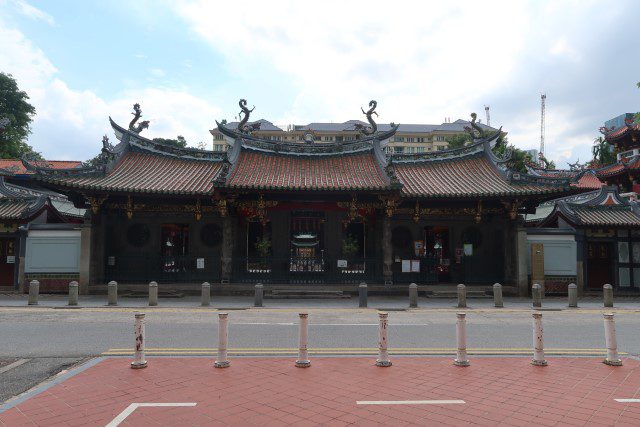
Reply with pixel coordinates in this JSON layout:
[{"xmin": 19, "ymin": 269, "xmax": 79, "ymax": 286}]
[
  {"xmin": 25, "ymin": 280, "xmax": 618, "ymax": 309},
  {"xmin": 129, "ymin": 310, "xmax": 623, "ymax": 370}
]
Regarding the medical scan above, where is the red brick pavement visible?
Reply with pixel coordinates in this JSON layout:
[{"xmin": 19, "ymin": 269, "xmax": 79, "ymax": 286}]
[{"xmin": 1, "ymin": 357, "xmax": 640, "ymax": 426}]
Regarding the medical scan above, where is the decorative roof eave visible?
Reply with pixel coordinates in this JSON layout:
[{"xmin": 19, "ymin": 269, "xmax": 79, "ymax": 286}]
[
  {"xmin": 215, "ymin": 121, "xmax": 400, "ymax": 157},
  {"xmin": 31, "ymin": 179, "xmax": 216, "ymax": 197},
  {"xmin": 604, "ymin": 123, "xmax": 640, "ymax": 142},
  {"xmin": 0, "ymin": 177, "xmax": 54, "ymax": 220},
  {"xmin": 391, "ymin": 127, "xmax": 502, "ymax": 164},
  {"xmin": 404, "ymin": 187, "xmax": 569, "ymax": 201},
  {"xmin": 110, "ymin": 117, "xmax": 226, "ymax": 161}
]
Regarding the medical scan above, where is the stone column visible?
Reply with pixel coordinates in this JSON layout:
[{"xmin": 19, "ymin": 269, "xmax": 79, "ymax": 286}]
[
  {"xmin": 79, "ymin": 222, "xmax": 92, "ymax": 295},
  {"xmin": 89, "ymin": 212, "xmax": 105, "ymax": 287},
  {"xmin": 575, "ymin": 232, "xmax": 585, "ymax": 297},
  {"xmin": 221, "ymin": 215, "xmax": 234, "ymax": 284},
  {"xmin": 515, "ymin": 226, "xmax": 528, "ymax": 297},
  {"xmin": 382, "ymin": 216, "xmax": 392, "ymax": 284}
]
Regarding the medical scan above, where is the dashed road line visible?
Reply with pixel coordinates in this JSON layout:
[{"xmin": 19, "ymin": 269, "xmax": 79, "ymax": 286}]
[
  {"xmin": 357, "ymin": 400, "xmax": 465, "ymax": 405},
  {"xmin": 0, "ymin": 359, "xmax": 29, "ymax": 374},
  {"xmin": 106, "ymin": 402, "xmax": 197, "ymax": 427}
]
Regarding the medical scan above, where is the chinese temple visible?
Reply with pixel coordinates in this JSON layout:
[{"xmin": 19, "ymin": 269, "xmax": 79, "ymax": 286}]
[{"xmin": 23, "ymin": 101, "xmax": 580, "ymax": 294}]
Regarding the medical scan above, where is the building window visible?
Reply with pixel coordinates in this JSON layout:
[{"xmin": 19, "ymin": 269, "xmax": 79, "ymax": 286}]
[
  {"xmin": 416, "ymin": 147, "xmax": 425, "ymax": 153},
  {"xmin": 417, "ymin": 137, "xmax": 425, "ymax": 143},
  {"xmin": 394, "ymin": 147, "xmax": 404, "ymax": 154},
  {"xmin": 406, "ymin": 137, "xmax": 415, "ymax": 143},
  {"xmin": 324, "ymin": 136, "xmax": 333, "ymax": 142},
  {"xmin": 394, "ymin": 137, "xmax": 405, "ymax": 142},
  {"xmin": 214, "ymin": 134, "xmax": 224, "ymax": 141},
  {"xmin": 435, "ymin": 136, "xmax": 445, "ymax": 142}
]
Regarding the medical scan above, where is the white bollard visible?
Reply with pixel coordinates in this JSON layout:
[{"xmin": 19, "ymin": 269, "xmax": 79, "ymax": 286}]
[
  {"xmin": 295, "ymin": 313, "xmax": 311, "ymax": 368},
  {"xmin": 214, "ymin": 312, "xmax": 230, "ymax": 368},
  {"xmin": 603, "ymin": 313, "xmax": 622, "ymax": 366},
  {"xmin": 375, "ymin": 312, "xmax": 392, "ymax": 367},
  {"xmin": 130, "ymin": 313, "xmax": 147, "ymax": 369},
  {"xmin": 531, "ymin": 312, "xmax": 547, "ymax": 366},
  {"xmin": 454, "ymin": 312, "xmax": 470, "ymax": 366}
]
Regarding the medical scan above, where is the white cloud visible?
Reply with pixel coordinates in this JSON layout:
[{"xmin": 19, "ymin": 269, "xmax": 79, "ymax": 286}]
[
  {"xmin": 172, "ymin": 0, "xmax": 635, "ymax": 167},
  {"xmin": 11, "ymin": 0, "xmax": 54, "ymax": 25},
  {"xmin": 150, "ymin": 68, "xmax": 166, "ymax": 78},
  {"xmin": 0, "ymin": 18, "xmax": 222, "ymax": 160}
]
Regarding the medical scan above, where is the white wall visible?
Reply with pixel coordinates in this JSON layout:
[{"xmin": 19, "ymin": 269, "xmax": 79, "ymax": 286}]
[
  {"xmin": 526, "ymin": 234, "xmax": 577, "ymax": 276},
  {"xmin": 25, "ymin": 229, "xmax": 81, "ymax": 273}
]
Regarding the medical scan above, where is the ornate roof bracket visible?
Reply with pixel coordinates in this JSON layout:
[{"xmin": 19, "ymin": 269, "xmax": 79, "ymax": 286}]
[{"xmin": 87, "ymin": 195, "xmax": 108, "ymax": 214}]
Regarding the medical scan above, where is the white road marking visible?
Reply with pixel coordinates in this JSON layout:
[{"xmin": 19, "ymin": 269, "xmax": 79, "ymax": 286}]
[
  {"xmin": 0, "ymin": 359, "xmax": 29, "ymax": 374},
  {"xmin": 357, "ymin": 400, "xmax": 465, "ymax": 405},
  {"xmin": 615, "ymin": 399, "xmax": 640, "ymax": 403},
  {"xmin": 105, "ymin": 402, "xmax": 196, "ymax": 427}
]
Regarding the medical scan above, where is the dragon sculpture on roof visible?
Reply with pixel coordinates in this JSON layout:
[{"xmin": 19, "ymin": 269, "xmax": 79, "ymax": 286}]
[
  {"xmin": 128, "ymin": 103, "xmax": 150, "ymax": 134},
  {"xmin": 354, "ymin": 100, "xmax": 378, "ymax": 136},
  {"xmin": 237, "ymin": 99, "xmax": 261, "ymax": 134},
  {"xmin": 463, "ymin": 112, "xmax": 484, "ymax": 139}
]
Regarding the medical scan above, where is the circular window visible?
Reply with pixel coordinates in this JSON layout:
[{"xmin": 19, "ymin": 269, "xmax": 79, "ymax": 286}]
[
  {"xmin": 127, "ymin": 223, "xmax": 150, "ymax": 247},
  {"xmin": 200, "ymin": 224, "xmax": 222, "ymax": 248}
]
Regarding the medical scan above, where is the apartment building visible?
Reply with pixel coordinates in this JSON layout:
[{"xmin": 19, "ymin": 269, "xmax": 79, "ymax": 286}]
[{"xmin": 210, "ymin": 118, "xmax": 497, "ymax": 153}]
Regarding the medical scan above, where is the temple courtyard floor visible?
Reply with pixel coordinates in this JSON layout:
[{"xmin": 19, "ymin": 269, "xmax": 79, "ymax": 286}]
[{"xmin": 1, "ymin": 356, "xmax": 640, "ymax": 426}]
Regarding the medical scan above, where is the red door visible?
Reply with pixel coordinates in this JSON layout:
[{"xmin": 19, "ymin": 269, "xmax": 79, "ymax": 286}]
[
  {"xmin": 0, "ymin": 238, "xmax": 16, "ymax": 286},
  {"xmin": 587, "ymin": 242, "xmax": 613, "ymax": 289}
]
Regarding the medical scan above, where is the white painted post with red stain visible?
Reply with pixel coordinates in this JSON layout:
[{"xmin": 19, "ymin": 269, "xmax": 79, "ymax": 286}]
[
  {"xmin": 295, "ymin": 313, "xmax": 311, "ymax": 368},
  {"xmin": 531, "ymin": 312, "xmax": 547, "ymax": 366},
  {"xmin": 454, "ymin": 312, "xmax": 470, "ymax": 366},
  {"xmin": 376, "ymin": 312, "xmax": 392, "ymax": 367},
  {"xmin": 131, "ymin": 313, "xmax": 147, "ymax": 369},
  {"xmin": 603, "ymin": 313, "xmax": 622, "ymax": 366},
  {"xmin": 214, "ymin": 312, "xmax": 230, "ymax": 368}
]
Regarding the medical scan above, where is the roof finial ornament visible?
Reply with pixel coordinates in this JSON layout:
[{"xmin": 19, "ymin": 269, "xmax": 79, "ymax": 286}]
[
  {"xmin": 237, "ymin": 99, "xmax": 261, "ymax": 134},
  {"xmin": 568, "ymin": 159, "xmax": 584, "ymax": 171},
  {"xmin": 354, "ymin": 100, "xmax": 378, "ymax": 135},
  {"xmin": 464, "ymin": 113, "xmax": 483, "ymax": 139},
  {"xmin": 128, "ymin": 103, "xmax": 150, "ymax": 134}
]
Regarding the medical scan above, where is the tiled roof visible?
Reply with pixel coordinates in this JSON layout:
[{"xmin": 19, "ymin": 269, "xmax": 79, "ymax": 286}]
[
  {"xmin": 0, "ymin": 159, "xmax": 82, "ymax": 175},
  {"xmin": 605, "ymin": 123, "xmax": 640, "ymax": 141},
  {"xmin": 394, "ymin": 154, "xmax": 566, "ymax": 198},
  {"xmin": 0, "ymin": 198, "xmax": 38, "ymax": 219},
  {"xmin": 570, "ymin": 205, "xmax": 640, "ymax": 226},
  {"xmin": 527, "ymin": 168, "xmax": 603, "ymax": 190},
  {"xmin": 223, "ymin": 150, "xmax": 389, "ymax": 191},
  {"xmin": 596, "ymin": 162, "xmax": 626, "ymax": 178},
  {"xmin": 39, "ymin": 152, "xmax": 223, "ymax": 195},
  {"xmin": 574, "ymin": 173, "xmax": 604, "ymax": 189}
]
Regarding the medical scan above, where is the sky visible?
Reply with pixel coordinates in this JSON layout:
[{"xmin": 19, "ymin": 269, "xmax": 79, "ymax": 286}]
[{"xmin": 0, "ymin": 0, "xmax": 639, "ymax": 167}]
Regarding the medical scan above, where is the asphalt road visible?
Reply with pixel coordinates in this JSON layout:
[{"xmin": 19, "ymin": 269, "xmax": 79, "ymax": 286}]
[{"xmin": 0, "ymin": 307, "xmax": 638, "ymax": 357}]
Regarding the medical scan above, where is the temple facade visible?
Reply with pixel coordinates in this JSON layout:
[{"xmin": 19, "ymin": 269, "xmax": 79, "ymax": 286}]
[{"xmin": 24, "ymin": 101, "xmax": 579, "ymax": 294}]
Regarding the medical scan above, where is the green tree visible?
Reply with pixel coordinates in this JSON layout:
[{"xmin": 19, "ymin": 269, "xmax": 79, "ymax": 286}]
[
  {"xmin": 0, "ymin": 72, "xmax": 42, "ymax": 159},
  {"xmin": 445, "ymin": 133, "xmax": 472, "ymax": 149},
  {"xmin": 591, "ymin": 136, "xmax": 616, "ymax": 166},
  {"xmin": 152, "ymin": 135, "xmax": 187, "ymax": 148}
]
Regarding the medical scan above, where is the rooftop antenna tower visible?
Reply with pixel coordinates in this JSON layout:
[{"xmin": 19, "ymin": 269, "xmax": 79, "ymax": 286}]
[
  {"xmin": 540, "ymin": 94, "xmax": 546, "ymax": 167},
  {"xmin": 484, "ymin": 105, "xmax": 490, "ymax": 127}
]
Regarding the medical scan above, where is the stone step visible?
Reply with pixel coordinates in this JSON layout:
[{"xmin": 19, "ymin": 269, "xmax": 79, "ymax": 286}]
[
  {"xmin": 428, "ymin": 290, "xmax": 491, "ymax": 299},
  {"xmin": 265, "ymin": 290, "xmax": 349, "ymax": 299},
  {"xmin": 120, "ymin": 290, "xmax": 185, "ymax": 298}
]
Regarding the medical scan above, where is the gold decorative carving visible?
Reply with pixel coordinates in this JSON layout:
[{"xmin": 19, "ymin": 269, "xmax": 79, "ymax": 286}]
[
  {"xmin": 87, "ymin": 195, "xmax": 108, "ymax": 214},
  {"xmin": 195, "ymin": 198, "xmax": 202, "ymax": 221},
  {"xmin": 378, "ymin": 195, "xmax": 399, "ymax": 218},
  {"xmin": 126, "ymin": 195, "xmax": 134, "ymax": 220},
  {"xmin": 475, "ymin": 200, "xmax": 483, "ymax": 224}
]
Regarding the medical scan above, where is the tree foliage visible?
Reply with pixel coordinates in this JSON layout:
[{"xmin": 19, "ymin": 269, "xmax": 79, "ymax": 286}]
[
  {"xmin": 152, "ymin": 135, "xmax": 187, "ymax": 148},
  {"xmin": 590, "ymin": 136, "xmax": 616, "ymax": 167},
  {"xmin": 444, "ymin": 133, "xmax": 472, "ymax": 149},
  {"xmin": 0, "ymin": 72, "xmax": 42, "ymax": 159}
]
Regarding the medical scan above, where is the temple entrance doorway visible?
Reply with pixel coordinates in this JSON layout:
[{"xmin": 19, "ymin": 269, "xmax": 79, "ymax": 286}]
[
  {"xmin": 587, "ymin": 242, "xmax": 614, "ymax": 289},
  {"xmin": 289, "ymin": 212, "xmax": 325, "ymax": 283}
]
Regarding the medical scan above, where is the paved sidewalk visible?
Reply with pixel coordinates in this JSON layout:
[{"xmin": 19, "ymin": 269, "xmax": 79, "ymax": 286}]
[
  {"xmin": 1, "ymin": 356, "xmax": 639, "ymax": 426},
  {"xmin": 2, "ymin": 294, "xmax": 640, "ymax": 310}
]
